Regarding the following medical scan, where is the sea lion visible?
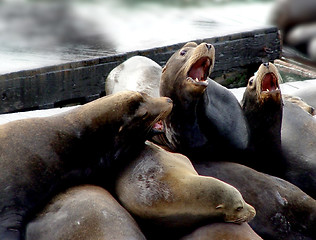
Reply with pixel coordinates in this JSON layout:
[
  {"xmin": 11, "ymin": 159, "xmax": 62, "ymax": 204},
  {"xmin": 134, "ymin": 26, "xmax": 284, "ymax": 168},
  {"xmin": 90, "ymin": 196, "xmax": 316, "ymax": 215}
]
[
  {"xmin": 180, "ymin": 223, "xmax": 263, "ymax": 240},
  {"xmin": 193, "ymin": 161, "xmax": 316, "ymax": 240},
  {"xmin": 241, "ymin": 62, "xmax": 285, "ymax": 176},
  {"xmin": 270, "ymin": 0, "xmax": 316, "ymax": 58},
  {"xmin": 283, "ymin": 94, "xmax": 315, "ymax": 116},
  {"xmin": 285, "ymin": 23, "xmax": 316, "ymax": 48},
  {"xmin": 286, "ymin": 83, "xmax": 316, "ymax": 111},
  {"xmin": 105, "ymin": 56, "xmax": 162, "ymax": 97},
  {"xmin": 0, "ymin": 91, "xmax": 172, "ymax": 240},
  {"xmin": 115, "ymin": 141, "xmax": 256, "ymax": 239},
  {"xmin": 270, "ymin": 0, "xmax": 316, "ymax": 32},
  {"xmin": 26, "ymin": 185, "xmax": 146, "ymax": 240},
  {"xmin": 241, "ymin": 62, "xmax": 316, "ymax": 198},
  {"xmin": 159, "ymin": 42, "xmax": 249, "ymax": 160}
]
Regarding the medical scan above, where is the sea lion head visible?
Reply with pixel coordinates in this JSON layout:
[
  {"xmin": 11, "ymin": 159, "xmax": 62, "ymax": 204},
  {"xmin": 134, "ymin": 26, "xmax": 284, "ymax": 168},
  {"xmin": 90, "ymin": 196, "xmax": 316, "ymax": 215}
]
[
  {"xmin": 160, "ymin": 42, "xmax": 215, "ymax": 100},
  {"xmin": 86, "ymin": 91, "xmax": 173, "ymax": 162},
  {"xmin": 241, "ymin": 62, "xmax": 282, "ymax": 111},
  {"xmin": 214, "ymin": 185, "xmax": 256, "ymax": 224}
]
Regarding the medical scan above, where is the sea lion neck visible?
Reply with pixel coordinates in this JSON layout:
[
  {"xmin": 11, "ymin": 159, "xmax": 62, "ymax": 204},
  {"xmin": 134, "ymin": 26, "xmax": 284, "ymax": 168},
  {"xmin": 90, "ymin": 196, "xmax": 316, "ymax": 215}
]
[
  {"xmin": 243, "ymin": 97, "xmax": 283, "ymax": 150},
  {"xmin": 164, "ymin": 99, "xmax": 207, "ymax": 153}
]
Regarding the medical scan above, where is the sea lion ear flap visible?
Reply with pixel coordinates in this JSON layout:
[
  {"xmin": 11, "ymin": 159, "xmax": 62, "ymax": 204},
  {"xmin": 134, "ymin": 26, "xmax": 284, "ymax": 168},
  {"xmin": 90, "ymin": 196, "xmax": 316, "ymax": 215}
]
[
  {"xmin": 136, "ymin": 105, "xmax": 149, "ymax": 118},
  {"xmin": 216, "ymin": 204, "xmax": 224, "ymax": 209},
  {"xmin": 162, "ymin": 66, "xmax": 167, "ymax": 73}
]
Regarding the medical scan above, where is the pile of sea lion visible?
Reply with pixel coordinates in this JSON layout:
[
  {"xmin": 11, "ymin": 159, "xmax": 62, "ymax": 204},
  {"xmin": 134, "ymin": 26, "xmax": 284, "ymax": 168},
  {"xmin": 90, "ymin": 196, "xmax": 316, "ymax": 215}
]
[
  {"xmin": 106, "ymin": 42, "xmax": 316, "ymax": 239},
  {"xmin": 1, "ymin": 42, "xmax": 316, "ymax": 240}
]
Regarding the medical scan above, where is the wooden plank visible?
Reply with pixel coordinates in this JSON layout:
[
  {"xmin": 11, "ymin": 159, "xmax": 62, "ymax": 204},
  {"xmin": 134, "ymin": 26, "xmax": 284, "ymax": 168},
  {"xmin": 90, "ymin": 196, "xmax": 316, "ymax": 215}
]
[{"xmin": 0, "ymin": 27, "xmax": 281, "ymax": 114}]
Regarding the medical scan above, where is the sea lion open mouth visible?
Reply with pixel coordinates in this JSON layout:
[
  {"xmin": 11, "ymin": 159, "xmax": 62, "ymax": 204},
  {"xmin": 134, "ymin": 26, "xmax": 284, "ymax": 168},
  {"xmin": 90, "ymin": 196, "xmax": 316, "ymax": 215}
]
[
  {"xmin": 187, "ymin": 56, "xmax": 211, "ymax": 86},
  {"xmin": 261, "ymin": 72, "xmax": 279, "ymax": 93}
]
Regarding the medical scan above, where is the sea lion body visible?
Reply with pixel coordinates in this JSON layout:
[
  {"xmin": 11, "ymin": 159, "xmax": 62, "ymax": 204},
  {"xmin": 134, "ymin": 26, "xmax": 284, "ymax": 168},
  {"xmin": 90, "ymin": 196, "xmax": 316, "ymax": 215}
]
[
  {"xmin": 0, "ymin": 91, "xmax": 172, "ymax": 240},
  {"xmin": 160, "ymin": 42, "xmax": 249, "ymax": 159},
  {"xmin": 115, "ymin": 141, "xmax": 255, "ymax": 239},
  {"xmin": 194, "ymin": 161, "xmax": 316, "ymax": 240},
  {"xmin": 180, "ymin": 223, "xmax": 263, "ymax": 240},
  {"xmin": 26, "ymin": 185, "xmax": 146, "ymax": 240},
  {"xmin": 105, "ymin": 56, "xmax": 161, "ymax": 97},
  {"xmin": 281, "ymin": 100, "xmax": 316, "ymax": 198}
]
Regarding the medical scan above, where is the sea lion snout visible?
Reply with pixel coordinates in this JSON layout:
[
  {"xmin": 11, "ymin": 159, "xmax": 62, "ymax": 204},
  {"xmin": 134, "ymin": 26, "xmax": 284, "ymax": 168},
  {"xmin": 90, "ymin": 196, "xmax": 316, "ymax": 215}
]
[
  {"xmin": 166, "ymin": 97, "xmax": 173, "ymax": 104},
  {"xmin": 205, "ymin": 43, "xmax": 212, "ymax": 50},
  {"xmin": 263, "ymin": 62, "xmax": 269, "ymax": 68}
]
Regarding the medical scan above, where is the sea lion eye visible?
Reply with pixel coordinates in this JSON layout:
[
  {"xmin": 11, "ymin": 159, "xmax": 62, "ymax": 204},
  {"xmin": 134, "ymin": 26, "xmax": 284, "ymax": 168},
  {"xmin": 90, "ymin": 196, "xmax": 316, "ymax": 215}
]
[
  {"xmin": 236, "ymin": 206, "xmax": 243, "ymax": 211},
  {"xmin": 180, "ymin": 50, "xmax": 187, "ymax": 56},
  {"xmin": 248, "ymin": 77, "xmax": 254, "ymax": 86}
]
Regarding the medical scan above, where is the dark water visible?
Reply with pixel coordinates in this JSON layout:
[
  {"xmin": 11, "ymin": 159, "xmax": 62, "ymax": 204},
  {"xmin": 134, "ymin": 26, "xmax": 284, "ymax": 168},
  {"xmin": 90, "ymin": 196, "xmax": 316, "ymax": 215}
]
[{"xmin": 0, "ymin": 0, "xmax": 275, "ymax": 74}]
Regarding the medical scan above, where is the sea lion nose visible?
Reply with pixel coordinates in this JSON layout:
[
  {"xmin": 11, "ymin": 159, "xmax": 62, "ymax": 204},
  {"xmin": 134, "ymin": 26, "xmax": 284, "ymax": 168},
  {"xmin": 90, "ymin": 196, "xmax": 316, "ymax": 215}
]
[
  {"xmin": 166, "ymin": 98, "xmax": 173, "ymax": 104},
  {"xmin": 205, "ymin": 43, "xmax": 212, "ymax": 50},
  {"xmin": 263, "ymin": 62, "xmax": 269, "ymax": 67}
]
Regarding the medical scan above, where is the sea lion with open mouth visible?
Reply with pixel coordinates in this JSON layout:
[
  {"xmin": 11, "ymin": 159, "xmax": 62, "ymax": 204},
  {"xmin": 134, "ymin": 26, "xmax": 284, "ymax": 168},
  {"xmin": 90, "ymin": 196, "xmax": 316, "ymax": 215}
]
[
  {"xmin": 0, "ymin": 91, "xmax": 172, "ymax": 240},
  {"xmin": 159, "ymin": 42, "xmax": 249, "ymax": 160},
  {"xmin": 241, "ymin": 62, "xmax": 316, "ymax": 198},
  {"xmin": 241, "ymin": 62, "xmax": 285, "ymax": 176}
]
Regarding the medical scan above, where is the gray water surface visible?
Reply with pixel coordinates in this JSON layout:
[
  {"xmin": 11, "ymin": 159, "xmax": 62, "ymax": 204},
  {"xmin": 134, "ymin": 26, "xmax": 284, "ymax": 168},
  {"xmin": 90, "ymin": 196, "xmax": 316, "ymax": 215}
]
[{"xmin": 0, "ymin": 0, "xmax": 274, "ymax": 74}]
